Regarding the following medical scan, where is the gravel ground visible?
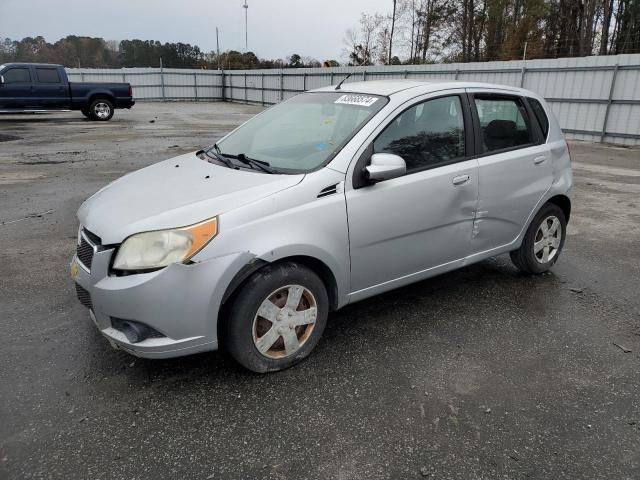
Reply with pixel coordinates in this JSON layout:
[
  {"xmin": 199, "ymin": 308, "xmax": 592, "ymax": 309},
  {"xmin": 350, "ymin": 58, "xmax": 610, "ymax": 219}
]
[{"xmin": 0, "ymin": 102, "xmax": 639, "ymax": 480}]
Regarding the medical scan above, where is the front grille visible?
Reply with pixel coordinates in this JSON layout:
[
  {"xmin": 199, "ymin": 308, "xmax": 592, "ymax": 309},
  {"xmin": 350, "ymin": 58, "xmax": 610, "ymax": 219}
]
[
  {"xmin": 75, "ymin": 283, "xmax": 93, "ymax": 310},
  {"xmin": 77, "ymin": 236, "xmax": 95, "ymax": 270}
]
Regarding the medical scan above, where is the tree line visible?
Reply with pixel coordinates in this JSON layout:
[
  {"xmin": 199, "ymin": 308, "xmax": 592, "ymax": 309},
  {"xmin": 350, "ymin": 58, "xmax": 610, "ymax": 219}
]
[
  {"xmin": 345, "ymin": 0, "xmax": 640, "ymax": 65},
  {"xmin": 1, "ymin": 0, "xmax": 638, "ymax": 71},
  {"xmin": 0, "ymin": 36, "xmax": 329, "ymax": 69}
]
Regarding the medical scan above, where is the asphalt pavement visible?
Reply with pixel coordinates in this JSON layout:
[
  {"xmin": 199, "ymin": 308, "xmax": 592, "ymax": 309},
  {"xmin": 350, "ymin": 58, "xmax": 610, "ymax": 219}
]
[{"xmin": 0, "ymin": 103, "xmax": 638, "ymax": 479}]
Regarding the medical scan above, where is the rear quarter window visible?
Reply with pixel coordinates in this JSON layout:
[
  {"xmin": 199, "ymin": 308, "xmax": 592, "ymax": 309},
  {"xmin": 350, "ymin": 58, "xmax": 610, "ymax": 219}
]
[
  {"xmin": 36, "ymin": 68, "xmax": 61, "ymax": 83},
  {"xmin": 528, "ymin": 98, "xmax": 549, "ymax": 138}
]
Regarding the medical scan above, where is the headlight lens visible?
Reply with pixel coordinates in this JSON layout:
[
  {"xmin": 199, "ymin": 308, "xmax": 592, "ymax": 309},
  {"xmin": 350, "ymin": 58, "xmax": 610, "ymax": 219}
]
[{"xmin": 112, "ymin": 217, "xmax": 218, "ymax": 271}]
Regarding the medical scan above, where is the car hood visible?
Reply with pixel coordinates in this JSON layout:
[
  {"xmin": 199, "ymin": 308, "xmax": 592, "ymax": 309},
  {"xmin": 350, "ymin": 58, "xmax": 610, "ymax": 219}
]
[{"xmin": 78, "ymin": 152, "xmax": 304, "ymax": 244}]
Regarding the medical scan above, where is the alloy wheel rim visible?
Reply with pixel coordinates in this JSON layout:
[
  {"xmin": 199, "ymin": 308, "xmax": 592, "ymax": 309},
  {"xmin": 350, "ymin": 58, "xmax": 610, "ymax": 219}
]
[
  {"xmin": 252, "ymin": 285, "xmax": 317, "ymax": 359},
  {"xmin": 534, "ymin": 215, "xmax": 562, "ymax": 264},
  {"xmin": 94, "ymin": 102, "xmax": 111, "ymax": 119}
]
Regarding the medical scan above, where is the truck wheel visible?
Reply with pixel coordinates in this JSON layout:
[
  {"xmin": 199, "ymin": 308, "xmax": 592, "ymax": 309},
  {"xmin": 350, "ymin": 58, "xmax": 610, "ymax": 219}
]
[
  {"xmin": 223, "ymin": 262, "xmax": 328, "ymax": 373},
  {"xmin": 510, "ymin": 203, "xmax": 567, "ymax": 274},
  {"xmin": 88, "ymin": 98, "xmax": 114, "ymax": 121}
]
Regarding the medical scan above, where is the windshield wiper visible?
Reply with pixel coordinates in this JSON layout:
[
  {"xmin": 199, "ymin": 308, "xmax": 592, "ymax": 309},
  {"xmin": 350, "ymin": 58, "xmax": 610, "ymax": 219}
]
[
  {"xmin": 203, "ymin": 145, "xmax": 238, "ymax": 170},
  {"xmin": 235, "ymin": 153, "xmax": 276, "ymax": 174},
  {"xmin": 206, "ymin": 144, "xmax": 275, "ymax": 174}
]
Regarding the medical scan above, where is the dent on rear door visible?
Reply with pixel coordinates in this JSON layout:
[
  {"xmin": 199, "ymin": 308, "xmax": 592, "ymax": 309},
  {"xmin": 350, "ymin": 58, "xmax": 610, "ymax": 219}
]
[{"xmin": 472, "ymin": 144, "xmax": 553, "ymax": 253}]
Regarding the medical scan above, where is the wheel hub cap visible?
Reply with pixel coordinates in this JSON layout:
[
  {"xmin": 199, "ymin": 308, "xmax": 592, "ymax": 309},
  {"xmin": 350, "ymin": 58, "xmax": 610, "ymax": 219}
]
[
  {"xmin": 95, "ymin": 103, "xmax": 110, "ymax": 119},
  {"xmin": 534, "ymin": 215, "xmax": 562, "ymax": 264},
  {"xmin": 252, "ymin": 285, "xmax": 318, "ymax": 359}
]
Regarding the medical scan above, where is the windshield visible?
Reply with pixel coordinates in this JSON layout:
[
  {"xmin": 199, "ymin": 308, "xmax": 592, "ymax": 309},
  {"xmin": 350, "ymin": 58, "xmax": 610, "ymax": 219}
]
[{"xmin": 216, "ymin": 92, "xmax": 388, "ymax": 173}]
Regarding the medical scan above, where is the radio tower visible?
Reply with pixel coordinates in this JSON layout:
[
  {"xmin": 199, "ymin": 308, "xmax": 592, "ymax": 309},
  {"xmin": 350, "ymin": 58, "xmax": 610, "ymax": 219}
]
[{"xmin": 243, "ymin": 0, "xmax": 249, "ymax": 52}]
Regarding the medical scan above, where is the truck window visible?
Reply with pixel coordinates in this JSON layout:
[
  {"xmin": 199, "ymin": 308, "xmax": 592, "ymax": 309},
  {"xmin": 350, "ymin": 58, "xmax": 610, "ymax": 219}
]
[
  {"xmin": 3, "ymin": 68, "xmax": 31, "ymax": 83},
  {"xmin": 36, "ymin": 68, "xmax": 61, "ymax": 83}
]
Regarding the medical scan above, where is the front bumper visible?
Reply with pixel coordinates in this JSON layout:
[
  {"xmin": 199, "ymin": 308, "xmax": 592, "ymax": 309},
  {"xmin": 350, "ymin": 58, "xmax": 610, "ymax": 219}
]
[{"xmin": 71, "ymin": 243, "xmax": 253, "ymax": 359}]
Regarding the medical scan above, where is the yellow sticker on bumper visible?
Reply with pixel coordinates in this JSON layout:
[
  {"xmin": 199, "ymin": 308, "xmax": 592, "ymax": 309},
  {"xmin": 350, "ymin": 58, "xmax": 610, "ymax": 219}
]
[{"xmin": 70, "ymin": 259, "xmax": 79, "ymax": 279}]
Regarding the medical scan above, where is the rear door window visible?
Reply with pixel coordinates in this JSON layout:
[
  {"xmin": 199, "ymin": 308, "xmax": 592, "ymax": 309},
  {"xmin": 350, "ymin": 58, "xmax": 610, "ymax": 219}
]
[
  {"xmin": 473, "ymin": 96, "xmax": 534, "ymax": 153},
  {"xmin": 36, "ymin": 68, "xmax": 61, "ymax": 83},
  {"xmin": 3, "ymin": 67, "xmax": 31, "ymax": 83}
]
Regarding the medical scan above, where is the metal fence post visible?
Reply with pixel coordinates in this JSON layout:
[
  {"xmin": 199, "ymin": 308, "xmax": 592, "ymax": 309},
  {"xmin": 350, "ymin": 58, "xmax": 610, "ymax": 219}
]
[
  {"xmin": 303, "ymin": 72, "xmax": 307, "ymax": 91},
  {"xmin": 454, "ymin": 69, "xmax": 459, "ymax": 80},
  {"xmin": 280, "ymin": 70, "xmax": 284, "ymax": 102},
  {"xmin": 404, "ymin": 70, "xmax": 409, "ymax": 79},
  {"xmin": 601, "ymin": 64, "xmax": 620, "ymax": 143},
  {"xmin": 261, "ymin": 73, "xmax": 265, "ymax": 106},
  {"xmin": 244, "ymin": 73, "xmax": 248, "ymax": 104},
  {"xmin": 520, "ymin": 62, "xmax": 527, "ymax": 87},
  {"xmin": 363, "ymin": 70, "xmax": 367, "ymax": 82},
  {"xmin": 330, "ymin": 71, "xmax": 334, "ymax": 86},
  {"xmin": 80, "ymin": 69, "xmax": 85, "ymax": 82},
  {"xmin": 193, "ymin": 72, "xmax": 198, "ymax": 101},
  {"xmin": 159, "ymin": 58, "xmax": 165, "ymax": 102},
  {"xmin": 122, "ymin": 72, "xmax": 126, "ymax": 83},
  {"xmin": 221, "ymin": 70, "xmax": 226, "ymax": 102}
]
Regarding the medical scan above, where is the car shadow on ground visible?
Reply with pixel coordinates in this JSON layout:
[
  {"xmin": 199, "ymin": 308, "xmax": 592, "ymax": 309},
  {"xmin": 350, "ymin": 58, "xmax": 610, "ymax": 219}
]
[
  {"xmin": 0, "ymin": 115, "xmax": 135, "ymax": 125},
  {"xmin": 0, "ymin": 115, "xmax": 83, "ymax": 123},
  {"xmin": 79, "ymin": 255, "xmax": 560, "ymax": 388}
]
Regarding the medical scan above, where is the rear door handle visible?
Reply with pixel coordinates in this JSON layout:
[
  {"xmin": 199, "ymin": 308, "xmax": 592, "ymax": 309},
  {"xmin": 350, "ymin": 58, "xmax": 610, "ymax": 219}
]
[
  {"xmin": 452, "ymin": 174, "xmax": 470, "ymax": 186},
  {"xmin": 534, "ymin": 156, "xmax": 547, "ymax": 165}
]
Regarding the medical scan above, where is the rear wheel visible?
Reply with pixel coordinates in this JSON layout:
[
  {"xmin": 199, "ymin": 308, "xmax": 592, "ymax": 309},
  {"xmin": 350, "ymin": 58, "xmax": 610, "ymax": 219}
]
[
  {"xmin": 88, "ymin": 98, "xmax": 114, "ymax": 121},
  {"xmin": 510, "ymin": 203, "xmax": 566, "ymax": 274},
  {"xmin": 223, "ymin": 262, "xmax": 328, "ymax": 373}
]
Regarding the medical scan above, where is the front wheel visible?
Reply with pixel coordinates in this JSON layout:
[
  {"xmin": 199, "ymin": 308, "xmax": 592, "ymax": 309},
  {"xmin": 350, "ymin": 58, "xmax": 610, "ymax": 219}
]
[
  {"xmin": 223, "ymin": 262, "xmax": 328, "ymax": 373},
  {"xmin": 88, "ymin": 98, "xmax": 114, "ymax": 121},
  {"xmin": 510, "ymin": 203, "xmax": 567, "ymax": 274}
]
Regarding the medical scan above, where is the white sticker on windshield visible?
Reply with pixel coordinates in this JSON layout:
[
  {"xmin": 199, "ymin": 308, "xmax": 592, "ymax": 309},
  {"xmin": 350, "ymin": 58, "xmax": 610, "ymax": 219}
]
[{"xmin": 334, "ymin": 94, "xmax": 378, "ymax": 107}]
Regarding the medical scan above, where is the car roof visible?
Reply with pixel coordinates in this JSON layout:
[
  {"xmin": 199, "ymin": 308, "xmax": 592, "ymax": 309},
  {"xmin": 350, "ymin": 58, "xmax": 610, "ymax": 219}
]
[{"xmin": 311, "ymin": 79, "xmax": 524, "ymax": 96}]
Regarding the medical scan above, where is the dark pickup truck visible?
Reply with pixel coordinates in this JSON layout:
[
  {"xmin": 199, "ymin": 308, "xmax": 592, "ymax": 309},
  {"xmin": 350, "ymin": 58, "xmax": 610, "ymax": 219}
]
[{"xmin": 0, "ymin": 63, "xmax": 134, "ymax": 121}]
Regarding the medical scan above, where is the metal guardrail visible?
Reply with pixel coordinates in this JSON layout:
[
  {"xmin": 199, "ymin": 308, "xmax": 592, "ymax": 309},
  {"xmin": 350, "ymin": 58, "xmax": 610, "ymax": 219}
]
[{"xmin": 66, "ymin": 59, "xmax": 640, "ymax": 145}]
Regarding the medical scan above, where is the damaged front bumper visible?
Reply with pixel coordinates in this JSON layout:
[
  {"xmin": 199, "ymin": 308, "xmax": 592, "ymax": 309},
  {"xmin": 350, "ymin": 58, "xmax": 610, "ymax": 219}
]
[{"xmin": 71, "ymin": 245, "xmax": 254, "ymax": 359}]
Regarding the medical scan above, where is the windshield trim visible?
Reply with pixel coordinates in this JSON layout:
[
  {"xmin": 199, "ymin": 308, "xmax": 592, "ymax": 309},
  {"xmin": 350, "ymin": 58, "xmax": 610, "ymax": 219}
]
[{"xmin": 216, "ymin": 91, "xmax": 390, "ymax": 175}]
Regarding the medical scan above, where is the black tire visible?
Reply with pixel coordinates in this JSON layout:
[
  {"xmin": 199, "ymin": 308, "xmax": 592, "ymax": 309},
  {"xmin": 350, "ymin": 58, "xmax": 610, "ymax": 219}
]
[
  {"xmin": 88, "ymin": 98, "xmax": 114, "ymax": 121},
  {"xmin": 510, "ymin": 203, "xmax": 567, "ymax": 274},
  {"xmin": 223, "ymin": 262, "xmax": 329, "ymax": 373},
  {"xmin": 80, "ymin": 108, "xmax": 90, "ymax": 118}
]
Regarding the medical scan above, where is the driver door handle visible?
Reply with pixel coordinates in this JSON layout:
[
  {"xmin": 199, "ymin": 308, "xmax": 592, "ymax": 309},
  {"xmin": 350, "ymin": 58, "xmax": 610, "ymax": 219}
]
[
  {"xmin": 534, "ymin": 155, "xmax": 547, "ymax": 165},
  {"xmin": 452, "ymin": 174, "xmax": 470, "ymax": 186}
]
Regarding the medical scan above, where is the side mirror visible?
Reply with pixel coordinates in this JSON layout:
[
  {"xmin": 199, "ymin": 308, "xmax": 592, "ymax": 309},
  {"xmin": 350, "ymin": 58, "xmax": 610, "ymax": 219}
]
[{"xmin": 364, "ymin": 153, "xmax": 406, "ymax": 183}]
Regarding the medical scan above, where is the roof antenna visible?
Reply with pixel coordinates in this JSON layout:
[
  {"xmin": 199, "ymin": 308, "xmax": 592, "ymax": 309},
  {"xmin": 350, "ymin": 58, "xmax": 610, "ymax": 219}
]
[{"xmin": 335, "ymin": 71, "xmax": 354, "ymax": 90}]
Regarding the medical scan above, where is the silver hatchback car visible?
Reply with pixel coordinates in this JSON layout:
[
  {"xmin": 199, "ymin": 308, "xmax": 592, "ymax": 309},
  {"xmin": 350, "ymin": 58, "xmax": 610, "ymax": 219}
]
[{"xmin": 71, "ymin": 80, "xmax": 572, "ymax": 372}]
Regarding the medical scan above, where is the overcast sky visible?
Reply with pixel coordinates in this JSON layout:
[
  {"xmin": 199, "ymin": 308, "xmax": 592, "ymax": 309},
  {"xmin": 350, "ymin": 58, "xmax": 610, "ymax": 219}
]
[{"xmin": 0, "ymin": 0, "xmax": 392, "ymax": 61}]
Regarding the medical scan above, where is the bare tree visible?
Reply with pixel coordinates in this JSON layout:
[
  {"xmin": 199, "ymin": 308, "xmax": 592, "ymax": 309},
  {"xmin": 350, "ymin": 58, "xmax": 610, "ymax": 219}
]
[
  {"xmin": 343, "ymin": 13, "xmax": 386, "ymax": 65},
  {"xmin": 389, "ymin": 0, "xmax": 398, "ymax": 63}
]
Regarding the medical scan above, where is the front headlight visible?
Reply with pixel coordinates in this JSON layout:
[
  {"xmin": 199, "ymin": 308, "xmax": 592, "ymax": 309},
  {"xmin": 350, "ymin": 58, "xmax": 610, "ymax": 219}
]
[{"xmin": 112, "ymin": 217, "xmax": 218, "ymax": 271}]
